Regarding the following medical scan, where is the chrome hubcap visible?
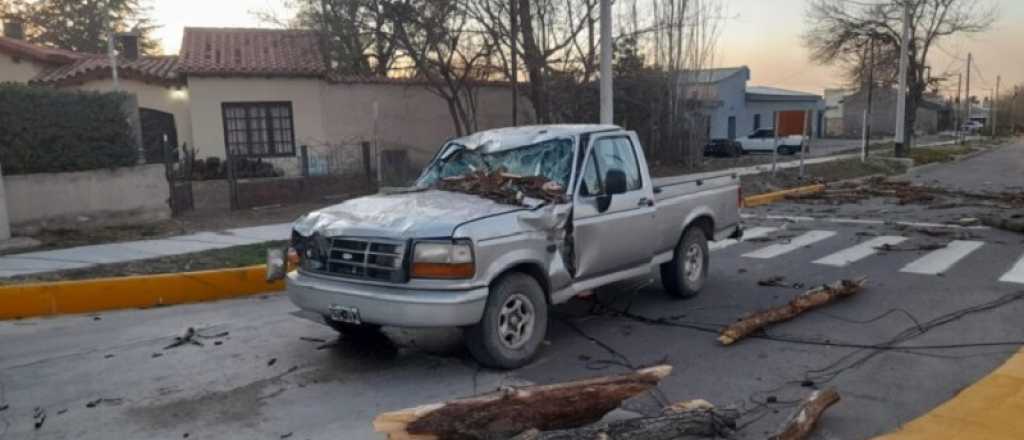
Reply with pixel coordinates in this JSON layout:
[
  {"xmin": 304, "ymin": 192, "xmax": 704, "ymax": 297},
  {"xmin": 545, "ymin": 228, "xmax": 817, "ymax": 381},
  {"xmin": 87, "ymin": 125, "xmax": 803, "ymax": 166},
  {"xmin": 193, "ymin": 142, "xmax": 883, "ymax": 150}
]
[
  {"xmin": 684, "ymin": 243, "xmax": 703, "ymax": 283},
  {"xmin": 497, "ymin": 293, "xmax": 535, "ymax": 349}
]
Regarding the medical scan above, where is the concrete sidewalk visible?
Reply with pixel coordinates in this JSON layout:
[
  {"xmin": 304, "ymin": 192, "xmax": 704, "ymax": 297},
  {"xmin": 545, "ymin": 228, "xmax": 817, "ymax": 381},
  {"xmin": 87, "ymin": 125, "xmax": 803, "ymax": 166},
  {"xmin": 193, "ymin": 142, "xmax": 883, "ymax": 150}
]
[{"xmin": 0, "ymin": 223, "xmax": 292, "ymax": 278}]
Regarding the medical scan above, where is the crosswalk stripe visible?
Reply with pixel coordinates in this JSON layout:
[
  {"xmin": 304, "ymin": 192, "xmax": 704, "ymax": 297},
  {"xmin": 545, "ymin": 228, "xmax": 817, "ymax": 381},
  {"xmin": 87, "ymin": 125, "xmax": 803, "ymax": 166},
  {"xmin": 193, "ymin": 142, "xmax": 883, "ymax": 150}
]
[
  {"xmin": 710, "ymin": 226, "xmax": 779, "ymax": 251},
  {"xmin": 999, "ymin": 254, "xmax": 1024, "ymax": 284},
  {"xmin": 900, "ymin": 240, "xmax": 985, "ymax": 275},
  {"xmin": 742, "ymin": 230, "xmax": 837, "ymax": 259},
  {"xmin": 813, "ymin": 236, "xmax": 907, "ymax": 267}
]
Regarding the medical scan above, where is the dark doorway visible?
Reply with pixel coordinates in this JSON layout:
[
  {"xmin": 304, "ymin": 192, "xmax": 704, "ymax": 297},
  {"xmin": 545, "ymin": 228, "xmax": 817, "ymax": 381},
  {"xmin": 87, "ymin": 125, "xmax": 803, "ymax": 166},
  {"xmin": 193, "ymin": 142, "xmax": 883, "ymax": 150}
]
[
  {"xmin": 727, "ymin": 116, "xmax": 737, "ymax": 139},
  {"xmin": 140, "ymin": 108, "xmax": 178, "ymax": 164}
]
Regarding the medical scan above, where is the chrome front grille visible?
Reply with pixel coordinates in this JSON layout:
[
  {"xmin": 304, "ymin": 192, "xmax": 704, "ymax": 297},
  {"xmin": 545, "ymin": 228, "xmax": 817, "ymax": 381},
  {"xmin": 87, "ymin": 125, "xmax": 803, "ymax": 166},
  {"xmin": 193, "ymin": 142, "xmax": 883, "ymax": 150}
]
[{"xmin": 316, "ymin": 237, "xmax": 407, "ymax": 283}]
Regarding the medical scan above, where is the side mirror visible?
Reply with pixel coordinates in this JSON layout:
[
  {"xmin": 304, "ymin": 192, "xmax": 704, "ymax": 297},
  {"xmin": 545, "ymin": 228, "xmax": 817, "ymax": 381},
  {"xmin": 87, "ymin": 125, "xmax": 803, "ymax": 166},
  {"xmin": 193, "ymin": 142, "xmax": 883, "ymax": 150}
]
[{"xmin": 596, "ymin": 169, "xmax": 627, "ymax": 213}]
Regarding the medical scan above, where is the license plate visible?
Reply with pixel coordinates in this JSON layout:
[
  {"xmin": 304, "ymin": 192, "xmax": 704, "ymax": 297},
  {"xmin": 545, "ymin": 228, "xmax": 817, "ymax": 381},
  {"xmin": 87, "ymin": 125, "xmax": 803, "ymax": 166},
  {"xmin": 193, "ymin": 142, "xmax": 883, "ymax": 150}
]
[{"xmin": 328, "ymin": 304, "xmax": 361, "ymax": 324}]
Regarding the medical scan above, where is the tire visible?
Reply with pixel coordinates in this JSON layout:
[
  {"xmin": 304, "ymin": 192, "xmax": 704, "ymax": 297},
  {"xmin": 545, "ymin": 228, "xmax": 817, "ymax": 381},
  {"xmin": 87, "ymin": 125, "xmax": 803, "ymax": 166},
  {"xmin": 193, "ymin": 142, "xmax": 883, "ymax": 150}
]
[
  {"xmin": 660, "ymin": 227, "xmax": 709, "ymax": 299},
  {"xmin": 465, "ymin": 272, "xmax": 548, "ymax": 369},
  {"xmin": 779, "ymin": 145, "xmax": 799, "ymax": 155}
]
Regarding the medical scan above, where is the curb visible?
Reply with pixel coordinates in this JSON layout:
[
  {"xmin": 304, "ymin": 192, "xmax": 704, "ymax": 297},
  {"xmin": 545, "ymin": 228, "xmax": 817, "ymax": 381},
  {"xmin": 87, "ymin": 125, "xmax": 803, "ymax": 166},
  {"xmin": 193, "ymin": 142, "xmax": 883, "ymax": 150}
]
[
  {"xmin": 0, "ymin": 265, "xmax": 283, "ymax": 320},
  {"xmin": 742, "ymin": 184, "xmax": 826, "ymax": 208},
  {"xmin": 875, "ymin": 348, "xmax": 1024, "ymax": 439}
]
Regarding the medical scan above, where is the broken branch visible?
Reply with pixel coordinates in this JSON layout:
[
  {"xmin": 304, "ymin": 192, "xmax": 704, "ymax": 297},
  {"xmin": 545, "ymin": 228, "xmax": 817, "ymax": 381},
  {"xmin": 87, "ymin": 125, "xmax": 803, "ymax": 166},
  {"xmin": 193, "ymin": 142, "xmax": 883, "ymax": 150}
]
[
  {"xmin": 719, "ymin": 278, "xmax": 867, "ymax": 345},
  {"xmin": 508, "ymin": 405, "xmax": 739, "ymax": 440},
  {"xmin": 373, "ymin": 365, "xmax": 672, "ymax": 440},
  {"xmin": 770, "ymin": 388, "xmax": 841, "ymax": 440}
]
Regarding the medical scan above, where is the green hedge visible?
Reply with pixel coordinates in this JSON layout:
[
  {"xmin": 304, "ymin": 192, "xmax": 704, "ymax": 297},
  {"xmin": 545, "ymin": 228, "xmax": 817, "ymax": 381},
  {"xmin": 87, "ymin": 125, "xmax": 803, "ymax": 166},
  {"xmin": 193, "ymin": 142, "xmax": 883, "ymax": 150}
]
[{"xmin": 0, "ymin": 83, "xmax": 139, "ymax": 175}]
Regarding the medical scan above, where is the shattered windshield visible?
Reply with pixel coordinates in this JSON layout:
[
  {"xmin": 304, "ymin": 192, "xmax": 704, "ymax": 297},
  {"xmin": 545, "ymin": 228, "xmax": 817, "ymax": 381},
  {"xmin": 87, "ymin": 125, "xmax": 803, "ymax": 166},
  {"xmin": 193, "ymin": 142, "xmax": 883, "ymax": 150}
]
[{"xmin": 417, "ymin": 138, "xmax": 574, "ymax": 189}]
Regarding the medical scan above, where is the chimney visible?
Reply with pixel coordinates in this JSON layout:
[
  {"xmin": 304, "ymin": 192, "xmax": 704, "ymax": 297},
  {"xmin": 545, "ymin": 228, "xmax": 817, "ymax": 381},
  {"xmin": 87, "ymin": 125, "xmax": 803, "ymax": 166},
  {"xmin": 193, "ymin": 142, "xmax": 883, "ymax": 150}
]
[
  {"xmin": 116, "ymin": 33, "xmax": 139, "ymax": 61},
  {"xmin": 3, "ymin": 17, "xmax": 24, "ymax": 40}
]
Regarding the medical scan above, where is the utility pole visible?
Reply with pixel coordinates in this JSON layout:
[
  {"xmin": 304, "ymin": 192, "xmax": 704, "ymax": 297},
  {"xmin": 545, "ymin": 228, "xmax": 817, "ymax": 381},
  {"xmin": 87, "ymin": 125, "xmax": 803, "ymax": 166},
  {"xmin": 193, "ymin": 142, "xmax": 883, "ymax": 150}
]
[
  {"xmin": 893, "ymin": 0, "xmax": 911, "ymax": 157},
  {"xmin": 863, "ymin": 39, "xmax": 875, "ymax": 158},
  {"xmin": 510, "ymin": 0, "xmax": 518, "ymax": 126},
  {"xmin": 963, "ymin": 52, "xmax": 972, "ymax": 143},
  {"xmin": 107, "ymin": 33, "xmax": 120, "ymax": 90},
  {"xmin": 992, "ymin": 75, "xmax": 1000, "ymax": 137},
  {"xmin": 599, "ymin": 0, "xmax": 613, "ymax": 125},
  {"xmin": 954, "ymin": 73, "xmax": 961, "ymax": 140}
]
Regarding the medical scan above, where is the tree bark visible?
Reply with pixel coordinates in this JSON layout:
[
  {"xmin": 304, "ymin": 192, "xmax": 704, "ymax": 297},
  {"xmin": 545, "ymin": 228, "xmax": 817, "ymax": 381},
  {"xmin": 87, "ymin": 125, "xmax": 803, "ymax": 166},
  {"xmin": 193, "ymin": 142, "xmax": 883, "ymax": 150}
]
[
  {"xmin": 509, "ymin": 406, "xmax": 739, "ymax": 440},
  {"xmin": 769, "ymin": 388, "xmax": 841, "ymax": 440},
  {"xmin": 718, "ymin": 278, "xmax": 867, "ymax": 345},
  {"xmin": 373, "ymin": 365, "xmax": 672, "ymax": 440}
]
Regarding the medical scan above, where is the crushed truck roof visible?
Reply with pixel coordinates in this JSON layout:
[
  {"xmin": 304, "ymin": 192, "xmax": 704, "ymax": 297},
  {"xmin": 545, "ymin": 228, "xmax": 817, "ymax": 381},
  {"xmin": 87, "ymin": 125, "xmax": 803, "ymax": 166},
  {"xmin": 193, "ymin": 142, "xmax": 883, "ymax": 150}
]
[{"xmin": 450, "ymin": 124, "xmax": 620, "ymax": 153}]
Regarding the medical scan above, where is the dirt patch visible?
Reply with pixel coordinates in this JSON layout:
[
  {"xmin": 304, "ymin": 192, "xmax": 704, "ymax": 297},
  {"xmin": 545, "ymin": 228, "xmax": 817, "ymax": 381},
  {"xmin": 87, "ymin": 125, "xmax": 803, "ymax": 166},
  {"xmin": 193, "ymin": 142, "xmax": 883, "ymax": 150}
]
[
  {"xmin": 2, "ymin": 241, "xmax": 286, "ymax": 284},
  {"xmin": 739, "ymin": 158, "xmax": 905, "ymax": 196}
]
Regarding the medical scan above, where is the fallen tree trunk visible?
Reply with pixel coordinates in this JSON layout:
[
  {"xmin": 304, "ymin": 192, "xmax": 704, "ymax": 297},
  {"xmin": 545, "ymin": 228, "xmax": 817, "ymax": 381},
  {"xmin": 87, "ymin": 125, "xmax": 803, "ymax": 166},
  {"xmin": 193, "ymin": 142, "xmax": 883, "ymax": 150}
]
[
  {"xmin": 373, "ymin": 365, "xmax": 672, "ymax": 440},
  {"xmin": 508, "ymin": 406, "xmax": 739, "ymax": 440},
  {"xmin": 719, "ymin": 278, "xmax": 867, "ymax": 345},
  {"xmin": 770, "ymin": 388, "xmax": 841, "ymax": 440}
]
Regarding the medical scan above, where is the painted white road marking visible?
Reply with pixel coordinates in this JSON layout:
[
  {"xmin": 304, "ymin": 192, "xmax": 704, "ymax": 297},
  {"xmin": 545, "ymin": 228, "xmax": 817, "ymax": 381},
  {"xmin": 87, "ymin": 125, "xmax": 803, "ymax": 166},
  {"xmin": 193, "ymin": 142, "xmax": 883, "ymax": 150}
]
[
  {"xmin": 900, "ymin": 240, "xmax": 985, "ymax": 275},
  {"xmin": 999, "ymin": 254, "xmax": 1024, "ymax": 284},
  {"xmin": 742, "ymin": 230, "xmax": 837, "ymax": 259},
  {"xmin": 813, "ymin": 236, "xmax": 908, "ymax": 267},
  {"xmin": 709, "ymin": 226, "xmax": 779, "ymax": 251}
]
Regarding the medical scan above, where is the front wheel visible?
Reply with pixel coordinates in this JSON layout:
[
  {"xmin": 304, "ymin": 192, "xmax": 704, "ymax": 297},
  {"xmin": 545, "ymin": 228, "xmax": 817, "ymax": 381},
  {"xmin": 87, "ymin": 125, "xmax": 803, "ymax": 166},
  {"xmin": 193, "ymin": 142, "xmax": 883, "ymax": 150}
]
[
  {"xmin": 465, "ymin": 273, "xmax": 548, "ymax": 369},
  {"xmin": 661, "ymin": 227, "xmax": 709, "ymax": 299}
]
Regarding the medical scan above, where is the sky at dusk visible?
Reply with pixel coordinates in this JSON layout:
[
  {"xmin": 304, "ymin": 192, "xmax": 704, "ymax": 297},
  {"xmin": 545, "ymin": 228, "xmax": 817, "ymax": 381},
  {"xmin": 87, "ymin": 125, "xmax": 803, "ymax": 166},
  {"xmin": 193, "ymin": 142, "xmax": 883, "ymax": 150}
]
[{"xmin": 149, "ymin": 0, "xmax": 1024, "ymax": 96}]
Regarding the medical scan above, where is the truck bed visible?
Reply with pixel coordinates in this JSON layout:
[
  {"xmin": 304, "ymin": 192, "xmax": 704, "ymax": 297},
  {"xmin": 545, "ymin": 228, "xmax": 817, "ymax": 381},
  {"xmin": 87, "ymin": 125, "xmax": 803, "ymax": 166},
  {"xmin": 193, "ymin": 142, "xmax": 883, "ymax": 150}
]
[{"xmin": 650, "ymin": 170, "xmax": 741, "ymax": 257}]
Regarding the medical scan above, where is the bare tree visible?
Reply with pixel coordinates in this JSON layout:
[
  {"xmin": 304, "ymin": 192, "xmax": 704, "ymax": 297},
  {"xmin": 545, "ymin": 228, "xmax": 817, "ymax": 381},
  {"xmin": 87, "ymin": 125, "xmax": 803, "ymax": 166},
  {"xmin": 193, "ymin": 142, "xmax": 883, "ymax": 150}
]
[
  {"xmin": 804, "ymin": 0, "xmax": 995, "ymax": 156},
  {"xmin": 386, "ymin": 0, "xmax": 497, "ymax": 136}
]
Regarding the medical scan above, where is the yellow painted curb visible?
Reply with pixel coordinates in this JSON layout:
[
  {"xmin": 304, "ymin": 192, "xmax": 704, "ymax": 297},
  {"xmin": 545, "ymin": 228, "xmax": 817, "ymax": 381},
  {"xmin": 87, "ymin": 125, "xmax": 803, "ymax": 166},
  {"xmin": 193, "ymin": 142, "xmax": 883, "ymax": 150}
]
[
  {"xmin": 743, "ymin": 184, "xmax": 825, "ymax": 208},
  {"xmin": 875, "ymin": 348, "xmax": 1024, "ymax": 439},
  {"xmin": 0, "ymin": 265, "xmax": 284, "ymax": 320}
]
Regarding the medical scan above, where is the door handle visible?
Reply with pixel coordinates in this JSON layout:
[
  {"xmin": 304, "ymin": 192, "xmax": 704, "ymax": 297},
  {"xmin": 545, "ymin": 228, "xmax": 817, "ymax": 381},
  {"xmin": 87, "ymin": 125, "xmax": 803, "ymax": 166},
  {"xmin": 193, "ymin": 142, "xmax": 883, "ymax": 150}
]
[{"xmin": 638, "ymin": 197, "xmax": 654, "ymax": 207}]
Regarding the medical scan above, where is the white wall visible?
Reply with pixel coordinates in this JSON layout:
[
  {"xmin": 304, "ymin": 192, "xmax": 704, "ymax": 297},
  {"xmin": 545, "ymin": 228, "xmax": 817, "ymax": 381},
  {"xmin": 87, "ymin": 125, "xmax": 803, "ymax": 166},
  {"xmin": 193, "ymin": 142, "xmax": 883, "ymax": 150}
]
[
  {"xmin": 3, "ymin": 164, "xmax": 171, "ymax": 232},
  {"xmin": 0, "ymin": 52, "xmax": 46, "ymax": 83}
]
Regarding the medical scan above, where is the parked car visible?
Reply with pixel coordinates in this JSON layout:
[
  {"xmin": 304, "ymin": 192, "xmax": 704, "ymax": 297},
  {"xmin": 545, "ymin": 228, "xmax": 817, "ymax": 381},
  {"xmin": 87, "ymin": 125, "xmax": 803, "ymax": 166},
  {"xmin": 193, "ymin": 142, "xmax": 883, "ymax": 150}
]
[
  {"xmin": 704, "ymin": 138, "xmax": 744, "ymax": 157},
  {"xmin": 735, "ymin": 128, "xmax": 805, "ymax": 155},
  {"xmin": 962, "ymin": 120, "xmax": 984, "ymax": 133},
  {"xmin": 279, "ymin": 125, "xmax": 743, "ymax": 369}
]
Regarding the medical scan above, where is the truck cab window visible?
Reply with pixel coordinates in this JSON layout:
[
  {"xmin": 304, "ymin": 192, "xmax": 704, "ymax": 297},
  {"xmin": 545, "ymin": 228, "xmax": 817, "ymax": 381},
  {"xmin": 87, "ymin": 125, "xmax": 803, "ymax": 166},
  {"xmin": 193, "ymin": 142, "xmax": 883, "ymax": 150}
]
[{"xmin": 579, "ymin": 137, "xmax": 643, "ymax": 196}]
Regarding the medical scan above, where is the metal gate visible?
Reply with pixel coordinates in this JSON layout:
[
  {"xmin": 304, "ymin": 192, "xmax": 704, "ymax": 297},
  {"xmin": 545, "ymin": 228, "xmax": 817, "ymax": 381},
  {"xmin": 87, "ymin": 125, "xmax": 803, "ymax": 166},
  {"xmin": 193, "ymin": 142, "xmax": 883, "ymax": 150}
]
[{"xmin": 140, "ymin": 108, "xmax": 193, "ymax": 215}]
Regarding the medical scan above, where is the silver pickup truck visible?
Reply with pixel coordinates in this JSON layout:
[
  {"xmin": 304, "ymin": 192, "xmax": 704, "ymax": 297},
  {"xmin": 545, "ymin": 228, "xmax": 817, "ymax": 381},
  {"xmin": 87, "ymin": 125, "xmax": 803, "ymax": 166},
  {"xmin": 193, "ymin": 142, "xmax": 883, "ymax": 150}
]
[{"xmin": 284, "ymin": 124, "xmax": 742, "ymax": 368}]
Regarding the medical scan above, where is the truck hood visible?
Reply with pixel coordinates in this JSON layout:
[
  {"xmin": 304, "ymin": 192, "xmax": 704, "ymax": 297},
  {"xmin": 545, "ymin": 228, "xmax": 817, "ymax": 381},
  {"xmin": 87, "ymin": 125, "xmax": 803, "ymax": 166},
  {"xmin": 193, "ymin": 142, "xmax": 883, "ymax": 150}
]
[{"xmin": 292, "ymin": 189, "xmax": 529, "ymax": 238}]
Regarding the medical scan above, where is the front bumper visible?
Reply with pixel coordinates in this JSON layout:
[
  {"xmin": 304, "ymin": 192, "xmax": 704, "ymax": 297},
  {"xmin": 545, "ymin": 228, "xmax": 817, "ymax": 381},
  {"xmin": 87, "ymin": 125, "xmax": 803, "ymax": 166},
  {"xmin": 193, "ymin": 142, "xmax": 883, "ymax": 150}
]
[{"xmin": 286, "ymin": 271, "xmax": 488, "ymax": 327}]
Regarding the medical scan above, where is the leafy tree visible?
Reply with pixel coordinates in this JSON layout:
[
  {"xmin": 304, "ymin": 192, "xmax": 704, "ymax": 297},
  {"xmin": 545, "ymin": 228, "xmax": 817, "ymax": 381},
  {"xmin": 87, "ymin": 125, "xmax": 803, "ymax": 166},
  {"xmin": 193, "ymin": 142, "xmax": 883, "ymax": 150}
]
[{"xmin": 1, "ymin": 0, "xmax": 158, "ymax": 55}]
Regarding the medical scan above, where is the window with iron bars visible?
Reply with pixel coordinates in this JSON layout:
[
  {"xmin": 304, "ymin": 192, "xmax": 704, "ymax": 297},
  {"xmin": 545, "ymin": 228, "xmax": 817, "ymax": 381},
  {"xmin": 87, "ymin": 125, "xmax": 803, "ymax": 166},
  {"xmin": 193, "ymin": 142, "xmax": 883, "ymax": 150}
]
[{"xmin": 221, "ymin": 102, "xmax": 296, "ymax": 157}]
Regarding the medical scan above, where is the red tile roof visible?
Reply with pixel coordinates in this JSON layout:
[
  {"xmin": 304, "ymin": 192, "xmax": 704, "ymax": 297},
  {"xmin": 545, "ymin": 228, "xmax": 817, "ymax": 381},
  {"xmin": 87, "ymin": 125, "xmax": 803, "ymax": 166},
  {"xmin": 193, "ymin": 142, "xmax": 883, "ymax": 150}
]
[
  {"xmin": 30, "ymin": 55, "xmax": 182, "ymax": 86},
  {"xmin": 178, "ymin": 27, "xmax": 327, "ymax": 77},
  {"xmin": 0, "ymin": 35, "xmax": 83, "ymax": 64}
]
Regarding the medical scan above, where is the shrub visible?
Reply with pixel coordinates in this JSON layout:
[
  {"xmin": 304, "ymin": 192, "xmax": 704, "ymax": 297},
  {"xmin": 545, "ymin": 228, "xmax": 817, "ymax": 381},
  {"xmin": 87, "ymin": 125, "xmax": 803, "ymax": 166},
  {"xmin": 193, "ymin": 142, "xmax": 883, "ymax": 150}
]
[{"xmin": 0, "ymin": 83, "xmax": 139, "ymax": 175}]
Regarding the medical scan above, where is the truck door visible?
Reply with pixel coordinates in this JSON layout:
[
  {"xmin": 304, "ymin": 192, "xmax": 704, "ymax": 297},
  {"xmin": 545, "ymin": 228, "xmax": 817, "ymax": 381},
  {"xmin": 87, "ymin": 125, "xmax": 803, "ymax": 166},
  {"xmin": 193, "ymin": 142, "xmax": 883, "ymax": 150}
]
[{"xmin": 571, "ymin": 134, "xmax": 656, "ymax": 280}]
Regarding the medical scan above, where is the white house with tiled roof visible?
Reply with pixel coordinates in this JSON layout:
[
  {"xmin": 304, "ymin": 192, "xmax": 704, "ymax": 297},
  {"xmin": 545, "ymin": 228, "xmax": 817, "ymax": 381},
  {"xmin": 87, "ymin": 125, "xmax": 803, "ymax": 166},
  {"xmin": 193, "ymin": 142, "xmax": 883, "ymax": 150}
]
[{"xmin": 0, "ymin": 23, "xmax": 527, "ymax": 176}]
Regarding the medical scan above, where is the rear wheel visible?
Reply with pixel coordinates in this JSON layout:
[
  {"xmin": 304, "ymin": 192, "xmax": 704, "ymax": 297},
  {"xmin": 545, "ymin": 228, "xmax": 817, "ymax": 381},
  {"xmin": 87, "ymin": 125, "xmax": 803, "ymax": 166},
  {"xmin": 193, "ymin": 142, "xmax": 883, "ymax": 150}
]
[
  {"xmin": 661, "ymin": 227, "xmax": 709, "ymax": 299},
  {"xmin": 465, "ymin": 273, "xmax": 548, "ymax": 369}
]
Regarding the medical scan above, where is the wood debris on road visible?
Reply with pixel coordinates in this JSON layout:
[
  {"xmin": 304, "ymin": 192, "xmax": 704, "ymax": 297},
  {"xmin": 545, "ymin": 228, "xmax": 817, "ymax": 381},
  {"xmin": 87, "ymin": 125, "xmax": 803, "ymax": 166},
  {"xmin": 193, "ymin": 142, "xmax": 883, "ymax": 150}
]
[
  {"xmin": 719, "ymin": 278, "xmax": 867, "ymax": 345},
  {"xmin": 769, "ymin": 388, "xmax": 841, "ymax": 440},
  {"xmin": 508, "ymin": 404, "xmax": 739, "ymax": 440},
  {"xmin": 373, "ymin": 365, "xmax": 671, "ymax": 440}
]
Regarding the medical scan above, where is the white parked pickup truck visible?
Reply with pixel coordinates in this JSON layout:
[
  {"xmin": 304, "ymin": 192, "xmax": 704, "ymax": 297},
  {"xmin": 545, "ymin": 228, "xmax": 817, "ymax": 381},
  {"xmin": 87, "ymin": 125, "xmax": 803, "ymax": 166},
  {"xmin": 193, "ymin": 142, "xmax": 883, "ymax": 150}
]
[
  {"xmin": 736, "ymin": 128, "xmax": 805, "ymax": 155},
  {"xmin": 281, "ymin": 124, "xmax": 743, "ymax": 368}
]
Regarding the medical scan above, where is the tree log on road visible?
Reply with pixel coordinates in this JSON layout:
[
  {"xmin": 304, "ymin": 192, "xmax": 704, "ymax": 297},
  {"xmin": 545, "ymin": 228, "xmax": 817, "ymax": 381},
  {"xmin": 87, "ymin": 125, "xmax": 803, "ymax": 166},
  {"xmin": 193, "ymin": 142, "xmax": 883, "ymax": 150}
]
[
  {"xmin": 770, "ymin": 388, "xmax": 841, "ymax": 440},
  {"xmin": 508, "ymin": 406, "xmax": 739, "ymax": 440},
  {"xmin": 719, "ymin": 278, "xmax": 867, "ymax": 345},
  {"xmin": 373, "ymin": 365, "xmax": 672, "ymax": 440}
]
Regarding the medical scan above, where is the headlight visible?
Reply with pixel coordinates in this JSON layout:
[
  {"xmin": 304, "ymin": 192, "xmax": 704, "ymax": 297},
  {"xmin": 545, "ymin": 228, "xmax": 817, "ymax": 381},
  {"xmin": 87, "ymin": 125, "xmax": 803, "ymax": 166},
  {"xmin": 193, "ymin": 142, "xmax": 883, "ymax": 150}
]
[{"xmin": 411, "ymin": 240, "xmax": 475, "ymax": 279}]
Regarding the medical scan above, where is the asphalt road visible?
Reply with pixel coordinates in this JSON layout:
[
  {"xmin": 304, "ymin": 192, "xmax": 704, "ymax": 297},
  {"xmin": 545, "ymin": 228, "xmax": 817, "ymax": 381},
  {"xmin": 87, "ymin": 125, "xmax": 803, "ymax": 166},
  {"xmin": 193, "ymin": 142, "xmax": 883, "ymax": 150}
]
[{"xmin": 1, "ymin": 141, "xmax": 1022, "ymax": 440}]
